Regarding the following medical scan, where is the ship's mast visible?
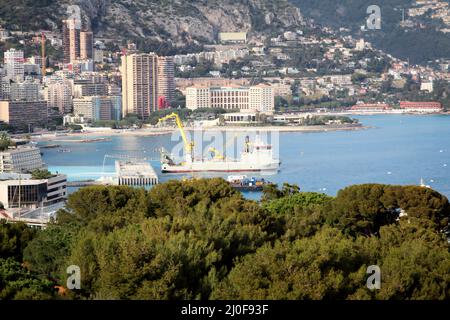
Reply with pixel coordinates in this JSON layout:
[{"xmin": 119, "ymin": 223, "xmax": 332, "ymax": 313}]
[{"xmin": 244, "ymin": 136, "xmax": 250, "ymax": 153}]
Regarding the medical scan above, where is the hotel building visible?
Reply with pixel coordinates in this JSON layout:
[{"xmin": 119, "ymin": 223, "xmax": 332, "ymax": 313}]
[
  {"xmin": 0, "ymin": 147, "xmax": 45, "ymax": 173},
  {"xmin": 186, "ymin": 84, "xmax": 274, "ymax": 114}
]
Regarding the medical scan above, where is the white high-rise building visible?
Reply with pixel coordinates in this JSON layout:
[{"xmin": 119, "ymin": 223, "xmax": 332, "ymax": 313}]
[
  {"xmin": 157, "ymin": 56, "xmax": 175, "ymax": 108},
  {"xmin": 46, "ymin": 81, "xmax": 73, "ymax": 114},
  {"xmin": 121, "ymin": 53, "xmax": 158, "ymax": 118},
  {"xmin": 4, "ymin": 49, "xmax": 24, "ymax": 82},
  {"xmin": 249, "ymin": 84, "xmax": 275, "ymax": 114},
  {"xmin": 10, "ymin": 78, "xmax": 40, "ymax": 101}
]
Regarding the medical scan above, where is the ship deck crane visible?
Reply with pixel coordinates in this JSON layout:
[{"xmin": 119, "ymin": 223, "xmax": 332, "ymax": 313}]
[
  {"xmin": 208, "ymin": 147, "xmax": 225, "ymax": 160},
  {"xmin": 158, "ymin": 112, "xmax": 194, "ymax": 154}
]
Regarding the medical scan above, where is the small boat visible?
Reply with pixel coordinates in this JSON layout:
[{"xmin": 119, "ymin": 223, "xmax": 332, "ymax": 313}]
[
  {"xmin": 227, "ymin": 175, "xmax": 271, "ymax": 191},
  {"xmin": 58, "ymin": 149, "xmax": 72, "ymax": 153},
  {"xmin": 41, "ymin": 144, "xmax": 61, "ymax": 149},
  {"xmin": 80, "ymin": 138, "xmax": 112, "ymax": 143},
  {"xmin": 420, "ymin": 178, "xmax": 431, "ymax": 189}
]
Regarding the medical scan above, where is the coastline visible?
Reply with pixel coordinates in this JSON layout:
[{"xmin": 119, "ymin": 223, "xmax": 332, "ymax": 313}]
[
  {"xmin": 28, "ymin": 113, "xmax": 450, "ymax": 142},
  {"xmin": 31, "ymin": 124, "xmax": 369, "ymax": 142}
]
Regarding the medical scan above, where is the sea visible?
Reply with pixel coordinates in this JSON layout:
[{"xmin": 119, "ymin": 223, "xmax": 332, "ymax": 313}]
[{"xmin": 38, "ymin": 115, "xmax": 450, "ymax": 200}]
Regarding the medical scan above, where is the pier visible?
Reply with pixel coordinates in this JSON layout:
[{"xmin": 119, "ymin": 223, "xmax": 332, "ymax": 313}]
[
  {"xmin": 67, "ymin": 180, "xmax": 107, "ymax": 187},
  {"xmin": 115, "ymin": 161, "xmax": 159, "ymax": 186}
]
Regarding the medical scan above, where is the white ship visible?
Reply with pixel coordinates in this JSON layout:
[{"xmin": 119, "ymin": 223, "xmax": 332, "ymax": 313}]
[{"xmin": 158, "ymin": 113, "xmax": 281, "ymax": 173}]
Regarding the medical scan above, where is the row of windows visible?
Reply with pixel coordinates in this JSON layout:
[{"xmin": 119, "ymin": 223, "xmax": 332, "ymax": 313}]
[{"xmin": 8, "ymin": 184, "xmax": 46, "ymax": 204}]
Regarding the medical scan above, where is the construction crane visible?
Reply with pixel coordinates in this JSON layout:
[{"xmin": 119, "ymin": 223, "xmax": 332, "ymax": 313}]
[
  {"xmin": 41, "ymin": 32, "xmax": 46, "ymax": 77},
  {"xmin": 158, "ymin": 113, "xmax": 194, "ymax": 154}
]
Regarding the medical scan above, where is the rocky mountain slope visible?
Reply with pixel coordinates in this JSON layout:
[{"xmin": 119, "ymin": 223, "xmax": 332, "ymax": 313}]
[{"xmin": 0, "ymin": 0, "xmax": 304, "ymax": 45}]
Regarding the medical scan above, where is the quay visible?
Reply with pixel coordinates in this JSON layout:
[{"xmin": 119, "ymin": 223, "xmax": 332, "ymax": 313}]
[
  {"xmin": 67, "ymin": 161, "xmax": 159, "ymax": 187},
  {"xmin": 67, "ymin": 180, "xmax": 106, "ymax": 187},
  {"xmin": 116, "ymin": 161, "xmax": 159, "ymax": 186}
]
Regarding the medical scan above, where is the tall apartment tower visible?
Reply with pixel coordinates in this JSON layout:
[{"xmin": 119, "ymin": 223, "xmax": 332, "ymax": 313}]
[
  {"xmin": 62, "ymin": 21, "xmax": 70, "ymax": 63},
  {"xmin": 69, "ymin": 26, "xmax": 80, "ymax": 63},
  {"xmin": 121, "ymin": 53, "xmax": 158, "ymax": 119},
  {"xmin": 4, "ymin": 48, "xmax": 24, "ymax": 82},
  {"xmin": 63, "ymin": 18, "xmax": 81, "ymax": 63},
  {"xmin": 80, "ymin": 31, "xmax": 94, "ymax": 60},
  {"xmin": 47, "ymin": 81, "xmax": 73, "ymax": 114},
  {"xmin": 157, "ymin": 56, "xmax": 175, "ymax": 109}
]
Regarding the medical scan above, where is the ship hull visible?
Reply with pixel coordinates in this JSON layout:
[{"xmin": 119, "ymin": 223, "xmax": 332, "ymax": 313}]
[{"xmin": 161, "ymin": 161, "xmax": 280, "ymax": 173}]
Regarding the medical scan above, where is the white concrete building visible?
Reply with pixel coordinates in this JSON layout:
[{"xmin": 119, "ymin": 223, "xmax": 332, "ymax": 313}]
[
  {"xmin": 73, "ymin": 96, "xmax": 121, "ymax": 121},
  {"xmin": 4, "ymin": 48, "xmax": 24, "ymax": 82},
  {"xmin": 249, "ymin": 85, "xmax": 275, "ymax": 114},
  {"xmin": 186, "ymin": 84, "xmax": 274, "ymax": 114},
  {"xmin": 0, "ymin": 173, "xmax": 67, "ymax": 209},
  {"xmin": 47, "ymin": 80, "xmax": 73, "ymax": 114},
  {"xmin": 10, "ymin": 79, "xmax": 40, "ymax": 101},
  {"xmin": 115, "ymin": 161, "xmax": 158, "ymax": 186},
  {"xmin": 420, "ymin": 80, "xmax": 434, "ymax": 92},
  {"xmin": 0, "ymin": 147, "xmax": 45, "ymax": 173}
]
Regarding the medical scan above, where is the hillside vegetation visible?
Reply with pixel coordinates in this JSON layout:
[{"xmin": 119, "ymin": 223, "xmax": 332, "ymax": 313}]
[
  {"xmin": 0, "ymin": 0, "xmax": 303, "ymax": 47},
  {"xmin": 290, "ymin": 0, "xmax": 450, "ymax": 64},
  {"xmin": 1, "ymin": 179, "xmax": 449, "ymax": 300}
]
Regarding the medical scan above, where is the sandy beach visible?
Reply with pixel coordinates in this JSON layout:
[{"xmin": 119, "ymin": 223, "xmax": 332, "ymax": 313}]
[{"xmin": 30, "ymin": 124, "xmax": 369, "ymax": 142}]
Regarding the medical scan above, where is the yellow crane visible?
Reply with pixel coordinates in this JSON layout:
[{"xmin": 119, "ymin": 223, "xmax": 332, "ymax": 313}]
[
  {"xmin": 208, "ymin": 147, "xmax": 225, "ymax": 160},
  {"xmin": 158, "ymin": 112, "xmax": 194, "ymax": 153}
]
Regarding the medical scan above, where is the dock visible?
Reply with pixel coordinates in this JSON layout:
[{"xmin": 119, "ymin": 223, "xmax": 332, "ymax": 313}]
[
  {"xmin": 115, "ymin": 161, "xmax": 159, "ymax": 186},
  {"xmin": 67, "ymin": 180, "xmax": 108, "ymax": 187},
  {"xmin": 67, "ymin": 160, "xmax": 159, "ymax": 188}
]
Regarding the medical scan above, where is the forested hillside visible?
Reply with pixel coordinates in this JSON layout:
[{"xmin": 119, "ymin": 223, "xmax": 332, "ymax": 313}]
[
  {"xmin": 290, "ymin": 0, "xmax": 450, "ymax": 64},
  {"xmin": 1, "ymin": 179, "xmax": 449, "ymax": 300}
]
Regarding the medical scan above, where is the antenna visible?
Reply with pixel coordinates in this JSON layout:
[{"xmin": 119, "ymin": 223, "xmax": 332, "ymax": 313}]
[{"xmin": 18, "ymin": 173, "xmax": 21, "ymax": 218}]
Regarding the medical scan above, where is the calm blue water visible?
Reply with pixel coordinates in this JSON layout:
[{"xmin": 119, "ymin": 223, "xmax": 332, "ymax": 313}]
[{"xmin": 39, "ymin": 115, "xmax": 450, "ymax": 199}]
